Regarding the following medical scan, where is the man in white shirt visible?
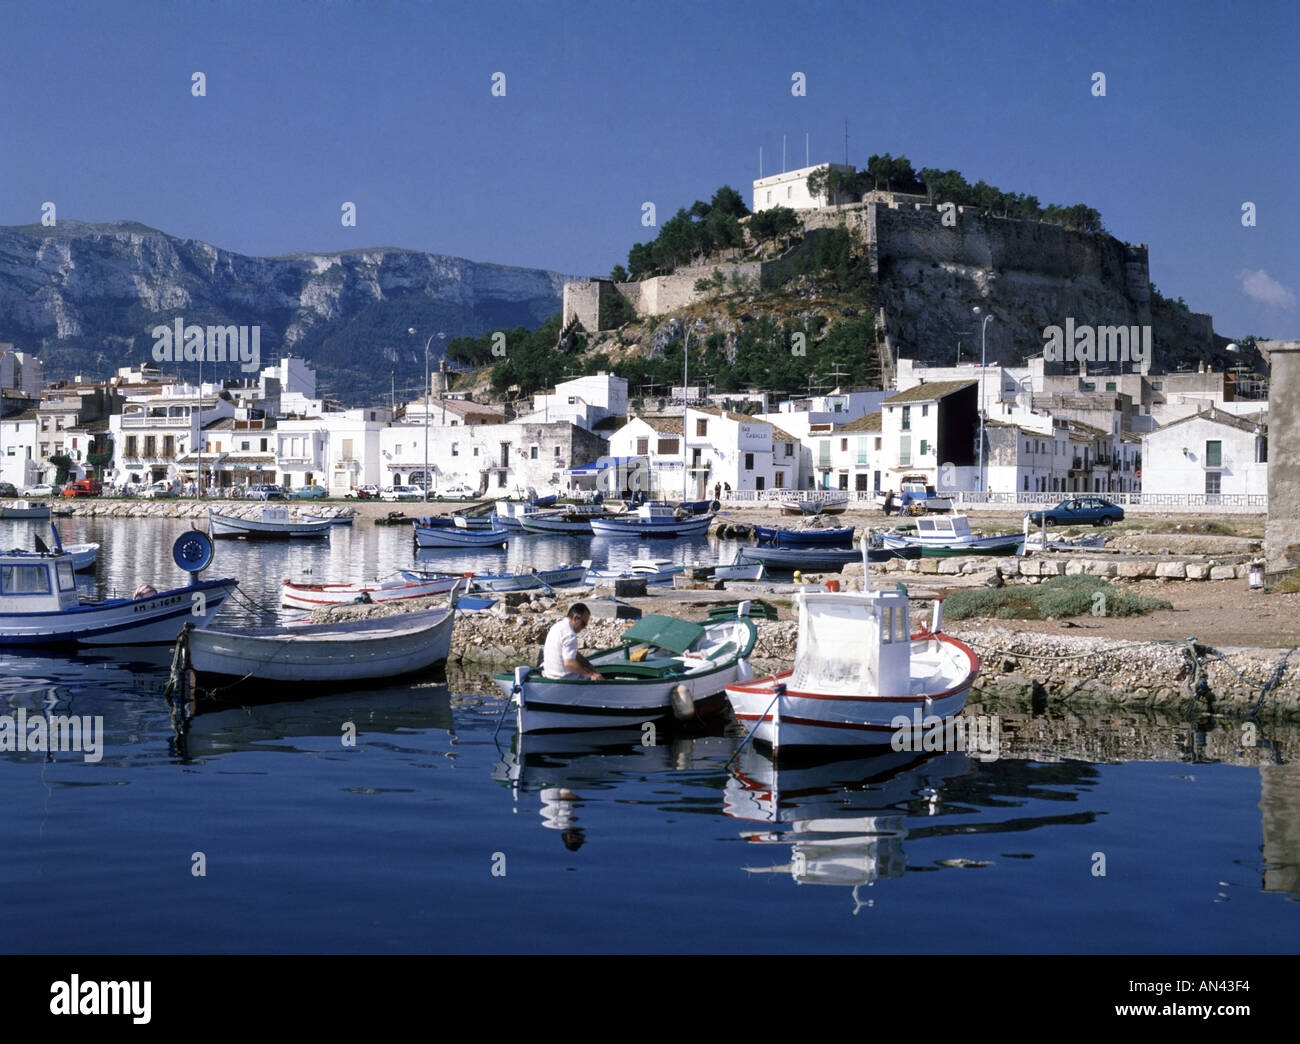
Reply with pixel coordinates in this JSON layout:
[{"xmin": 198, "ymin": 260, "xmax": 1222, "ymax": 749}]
[{"xmin": 542, "ymin": 604, "xmax": 602, "ymax": 680}]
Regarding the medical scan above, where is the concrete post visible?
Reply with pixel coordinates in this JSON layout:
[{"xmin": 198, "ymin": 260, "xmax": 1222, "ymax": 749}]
[{"xmin": 1259, "ymin": 339, "xmax": 1299, "ymax": 574}]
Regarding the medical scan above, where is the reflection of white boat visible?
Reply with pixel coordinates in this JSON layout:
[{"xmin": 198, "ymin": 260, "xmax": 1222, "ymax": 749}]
[
  {"xmin": 209, "ymin": 507, "xmax": 333, "ymax": 540},
  {"xmin": 493, "ymin": 612, "xmax": 758, "ymax": 733},
  {"xmin": 0, "ymin": 500, "xmax": 52, "ymax": 520},
  {"xmin": 0, "ymin": 547, "xmax": 236, "ymax": 646},
  {"xmin": 725, "ymin": 573, "xmax": 978, "ymax": 751},
  {"xmin": 281, "ymin": 571, "xmax": 460, "ymax": 610},
  {"xmin": 183, "ymin": 600, "xmax": 458, "ymax": 691}
]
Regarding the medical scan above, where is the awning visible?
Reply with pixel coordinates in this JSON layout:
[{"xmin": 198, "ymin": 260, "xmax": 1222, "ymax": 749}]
[{"xmin": 566, "ymin": 455, "xmax": 644, "ymax": 476}]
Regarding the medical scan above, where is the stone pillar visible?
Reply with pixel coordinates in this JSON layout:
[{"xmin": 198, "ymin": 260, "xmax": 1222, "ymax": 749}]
[{"xmin": 1259, "ymin": 339, "xmax": 1300, "ymax": 574}]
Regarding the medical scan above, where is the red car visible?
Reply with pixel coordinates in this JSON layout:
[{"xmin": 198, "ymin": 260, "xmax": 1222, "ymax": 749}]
[
  {"xmin": 345, "ymin": 484, "xmax": 381, "ymax": 500},
  {"xmin": 62, "ymin": 479, "xmax": 103, "ymax": 498}
]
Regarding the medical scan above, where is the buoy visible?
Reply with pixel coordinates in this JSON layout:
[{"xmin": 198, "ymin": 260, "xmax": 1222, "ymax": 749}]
[
  {"xmin": 670, "ymin": 683, "xmax": 695, "ymax": 721},
  {"xmin": 133, "ymin": 584, "xmax": 158, "ymax": 600},
  {"xmin": 827, "ymin": 579, "xmax": 840, "ymax": 592}
]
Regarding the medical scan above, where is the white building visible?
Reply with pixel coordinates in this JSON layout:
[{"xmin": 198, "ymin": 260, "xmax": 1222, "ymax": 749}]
[
  {"xmin": 805, "ymin": 411, "xmax": 885, "ymax": 493},
  {"xmin": 0, "ymin": 347, "xmax": 45, "ymax": 398},
  {"xmin": 0, "ymin": 411, "xmax": 39, "ymax": 489},
  {"xmin": 879, "ymin": 380, "xmax": 980, "ymax": 492},
  {"xmin": 752, "ymin": 163, "xmax": 857, "ymax": 213},
  {"xmin": 1141, "ymin": 408, "xmax": 1266, "ymax": 500},
  {"xmin": 520, "ymin": 373, "xmax": 628, "ymax": 432},
  {"xmin": 110, "ymin": 386, "xmax": 235, "ymax": 487}
]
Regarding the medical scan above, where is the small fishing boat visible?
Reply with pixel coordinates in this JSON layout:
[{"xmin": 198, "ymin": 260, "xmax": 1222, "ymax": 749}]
[
  {"xmin": 753, "ymin": 524, "xmax": 856, "ymax": 547},
  {"xmin": 412, "ymin": 517, "xmax": 510, "ymax": 548},
  {"xmin": 584, "ymin": 557, "xmax": 684, "ymax": 585},
  {"xmin": 779, "ymin": 492, "xmax": 849, "ymax": 516},
  {"xmin": 1019, "ymin": 517, "xmax": 1107, "ymax": 553},
  {"xmin": 281, "ymin": 571, "xmax": 461, "ymax": 611},
  {"xmin": 878, "ymin": 514, "xmax": 1023, "ymax": 557},
  {"xmin": 739, "ymin": 544, "xmax": 919, "ymax": 570},
  {"xmin": 0, "ymin": 500, "xmax": 53, "ymax": 520},
  {"xmin": 304, "ymin": 511, "xmax": 356, "ymax": 526},
  {"xmin": 447, "ymin": 562, "xmax": 591, "ymax": 593},
  {"xmin": 0, "ymin": 535, "xmax": 236, "ymax": 646},
  {"xmin": 494, "ymin": 490, "xmax": 559, "ymax": 529},
  {"xmin": 677, "ymin": 498, "xmax": 721, "ymax": 515},
  {"xmin": 209, "ymin": 507, "xmax": 333, "ymax": 540},
  {"xmin": 493, "ymin": 611, "xmax": 759, "ymax": 734},
  {"xmin": 518, "ymin": 503, "xmax": 611, "ymax": 535},
  {"xmin": 64, "ymin": 542, "xmax": 100, "ymax": 571},
  {"xmin": 588, "ymin": 502, "xmax": 714, "ymax": 538},
  {"xmin": 725, "ymin": 573, "xmax": 979, "ymax": 752},
  {"xmin": 175, "ymin": 599, "xmax": 459, "ymax": 700},
  {"xmin": 713, "ymin": 553, "xmax": 765, "ymax": 582}
]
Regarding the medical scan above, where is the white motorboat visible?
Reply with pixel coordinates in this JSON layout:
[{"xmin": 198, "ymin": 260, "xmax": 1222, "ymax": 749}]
[
  {"xmin": 493, "ymin": 611, "xmax": 759, "ymax": 734},
  {"xmin": 209, "ymin": 507, "xmax": 333, "ymax": 540},
  {"xmin": 281, "ymin": 571, "xmax": 461, "ymax": 611},
  {"xmin": 64, "ymin": 542, "xmax": 100, "ymax": 571},
  {"xmin": 725, "ymin": 566, "xmax": 979, "ymax": 752},
  {"xmin": 456, "ymin": 562, "xmax": 590, "ymax": 593},
  {"xmin": 879, "ymin": 513, "xmax": 1024, "ymax": 557},
  {"xmin": 412, "ymin": 516, "xmax": 509, "ymax": 548},
  {"xmin": 0, "ymin": 500, "xmax": 53, "ymax": 520},
  {"xmin": 588, "ymin": 502, "xmax": 714, "ymax": 538},
  {"xmin": 584, "ymin": 557, "xmax": 684, "ymax": 585},
  {"xmin": 0, "ymin": 545, "xmax": 236, "ymax": 646},
  {"xmin": 178, "ymin": 600, "xmax": 458, "ymax": 700}
]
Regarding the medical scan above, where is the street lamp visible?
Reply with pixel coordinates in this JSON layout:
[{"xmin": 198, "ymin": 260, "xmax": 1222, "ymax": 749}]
[
  {"xmin": 972, "ymin": 307, "xmax": 994, "ymax": 493},
  {"xmin": 409, "ymin": 327, "xmax": 437, "ymax": 503},
  {"xmin": 682, "ymin": 320, "xmax": 705, "ymax": 501}
]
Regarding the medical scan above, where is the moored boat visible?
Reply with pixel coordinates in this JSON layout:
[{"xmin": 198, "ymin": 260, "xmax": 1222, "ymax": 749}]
[
  {"xmin": 738, "ymin": 544, "xmax": 919, "ymax": 570},
  {"xmin": 493, "ymin": 611, "xmax": 759, "ymax": 734},
  {"xmin": 584, "ymin": 557, "xmax": 684, "ymax": 585},
  {"xmin": 0, "ymin": 500, "xmax": 53, "ymax": 520},
  {"xmin": 209, "ymin": 507, "xmax": 333, "ymax": 540},
  {"xmin": 588, "ymin": 502, "xmax": 714, "ymax": 538},
  {"xmin": 878, "ymin": 514, "xmax": 1023, "ymax": 557},
  {"xmin": 63, "ymin": 542, "xmax": 100, "ymax": 571},
  {"xmin": 412, "ymin": 517, "xmax": 510, "ymax": 548},
  {"xmin": 725, "ymin": 579, "xmax": 978, "ymax": 753},
  {"xmin": 753, "ymin": 524, "xmax": 856, "ymax": 547},
  {"xmin": 779, "ymin": 492, "xmax": 849, "ymax": 516},
  {"xmin": 281, "ymin": 571, "xmax": 461, "ymax": 611},
  {"xmin": 444, "ymin": 562, "xmax": 590, "ymax": 593}
]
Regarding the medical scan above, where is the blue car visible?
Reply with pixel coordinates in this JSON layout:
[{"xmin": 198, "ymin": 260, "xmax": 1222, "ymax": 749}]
[
  {"xmin": 1026, "ymin": 496, "xmax": 1124, "ymax": 527},
  {"xmin": 288, "ymin": 485, "xmax": 327, "ymax": 500}
]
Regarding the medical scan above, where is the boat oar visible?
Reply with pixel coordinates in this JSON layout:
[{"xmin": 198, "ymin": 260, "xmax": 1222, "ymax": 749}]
[{"xmin": 725, "ymin": 683, "xmax": 785, "ymax": 768}]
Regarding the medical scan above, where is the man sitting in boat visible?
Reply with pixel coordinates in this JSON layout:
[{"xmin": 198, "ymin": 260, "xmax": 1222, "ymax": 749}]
[{"xmin": 543, "ymin": 604, "xmax": 602, "ymax": 681}]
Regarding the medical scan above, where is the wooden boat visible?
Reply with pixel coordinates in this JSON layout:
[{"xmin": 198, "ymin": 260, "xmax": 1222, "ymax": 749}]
[
  {"xmin": 65, "ymin": 542, "xmax": 100, "ymax": 571},
  {"xmin": 584, "ymin": 557, "xmax": 684, "ymax": 585},
  {"xmin": 588, "ymin": 502, "xmax": 714, "ymax": 538},
  {"xmin": 878, "ymin": 514, "xmax": 1023, "ymax": 557},
  {"xmin": 179, "ymin": 601, "xmax": 458, "ymax": 696},
  {"xmin": 449, "ymin": 562, "xmax": 590, "ymax": 593},
  {"xmin": 713, "ymin": 554, "xmax": 765, "ymax": 582},
  {"xmin": 779, "ymin": 492, "xmax": 849, "ymax": 516},
  {"xmin": 725, "ymin": 581, "xmax": 979, "ymax": 752},
  {"xmin": 0, "ymin": 500, "xmax": 53, "ymax": 520},
  {"xmin": 494, "ymin": 491, "xmax": 559, "ymax": 529},
  {"xmin": 281, "ymin": 571, "xmax": 461, "ymax": 611},
  {"xmin": 493, "ymin": 611, "xmax": 759, "ymax": 734},
  {"xmin": 209, "ymin": 507, "xmax": 333, "ymax": 540},
  {"xmin": 412, "ymin": 517, "xmax": 509, "ymax": 548},
  {"xmin": 753, "ymin": 524, "xmax": 855, "ymax": 547},
  {"xmin": 0, "ymin": 546, "xmax": 236, "ymax": 646},
  {"xmin": 739, "ymin": 544, "xmax": 919, "ymax": 570},
  {"xmin": 304, "ymin": 511, "xmax": 356, "ymax": 526},
  {"xmin": 677, "ymin": 498, "xmax": 721, "ymax": 515},
  {"xmin": 517, "ymin": 503, "xmax": 611, "ymax": 534}
]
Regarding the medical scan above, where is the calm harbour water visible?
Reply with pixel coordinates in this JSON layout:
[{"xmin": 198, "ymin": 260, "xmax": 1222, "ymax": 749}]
[{"xmin": 0, "ymin": 515, "xmax": 1296, "ymax": 953}]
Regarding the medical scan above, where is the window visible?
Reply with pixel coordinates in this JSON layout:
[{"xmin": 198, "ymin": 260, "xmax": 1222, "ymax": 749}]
[
  {"xmin": 555, "ymin": 446, "xmax": 561, "ymax": 457},
  {"xmin": 657, "ymin": 438, "xmax": 678, "ymax": 454},
  {"xmin": 55, "ymin": 417, "xmax": 64, "ymax": 430},
  {"xmin": 1205, "ymin": 472, "xmax": 1221, "ymax": 495},
  {"xmin": 1205, "ymin": 440, "xmax": 1222, "ymax": 467},
  {"xmin": 636, "ymin": 438, "xmax": 649, "ymax": 455},
  {"xmin": 838, "ymin": 474, "xmax": 848, "ymax": 490},
  {"xmin": 920, "ymin": 440, "xmax": 928, "ymax": 456},
  {"xmin": 696, "ymin": 419, "xmax": 708, "ymax": 436},
  {"xmin": 899, "ymin": 436, "xmax": 911, "ymax": 467},
  {"xmin": 2, "ymin": 564, "xmax": 51, "ymax": 595},
  {"xmin": 1083, "ymin": 382, "xmax": 1096, "ymax": 391},
  {"xmin": 530, "ymin": 446, "xmax": 538, "ymax": 460},
  {"xmin": 744, "ymin": 453, "xmax": 754, "ymax": 471},
  {"xmin": 875, "ymin": 437, "xmax": 882, "ymax": 451},
  {"xmin": 840, "ymin": 439, "xmax": 848, "ymax": 452},
  {"xmin": 784, "ymin": 443, "xmax": 793, "ymax": 456},
  {"xmin": 1256, "ymin": 436, "xmax": 1268, "ymax": 463},
  {"xmin": 1105, "ymin": 382, "xmax": 1116, "ymax": 392},
  {"xmin": 57, "ymin": 561, "xmax": 76, "ymax": 590},
  {"xmin": 143, "ymin": 436, "xmax": 156, "ymax": 457},
  {"xmin": 342, "ymin": 439, "xmax": 353, "ymax": 460},
  {"xmin": 1152, "ymin": 381, "xmax": 1163, "ymax": 391},
  {"xmin": 40, "ymin": 443, "xmax": 49, "ymax": 457},
  {"xmin": 451, "ymin": 442, "xmax": 459, "ymax": 456},
  {"xmin": 921, "ymin": 404, "xmax": 929, "ymax": 417},
  {"xmin": 163, "ymin": 436, "xmax": 175, "ymax": 457},
  {"xmin": 40, "ymin": 418, "xmax": 49, "ymax": 431},
  {"xmin": 755, "ymin": 476, "xmax": 765, "ymax": 491},
  {"xmin": 1023, "ymin": 476, "xmax": 1029, "ymax": 490},
  {"xmin": 775, "ymin": 472, "xmax": 785, "ymax": 489},
  {"xmin": 901, "ymin": 406, "xmax": 911, "ymax": 431},
  {"xmin": 855, "ymin": 474, "xmax": 868, "ymax": 491},
  {"xmin": 240, "ymin": 440, "xmax": 250, "ymax": 451},
  {"xmin": 260, "ymin": 439, "xmax": 268, "ymax": 452}
]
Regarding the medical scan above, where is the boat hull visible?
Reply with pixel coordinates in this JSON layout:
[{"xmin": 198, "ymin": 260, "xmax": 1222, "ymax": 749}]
[
  {"xmin": 210, "ymin": 512, "xmax": 332, "ymax": 539},
  {"xmin": 879, "ymin": 533, "xmax": 1023, "ymax": 557},
  {"xmin": 753, "ymin": 525, "xmax": 855, "ymax": 546},
  {"xmin": 739, "ymin": 545, "xmax": 919, "ymax": 569},
  {"xmin": 282, "ymin": 573, "xmax": 460, "ymax": 610},
  {"xmin": 588, "ymin": 514, "xmax": 714, "ymax": 538},
  {"xmin": 463, "ymin": 565, "xmax": 588, "ymax": 592},
  {"xmin": 726, "ymin": 634, "xmax": 978, "ymax": 751},
  {"xmin": 187, "ymin": 606, "xmax": 455, "ymax": 687},
  {"xmin": 412, "ymin": 524, "xmax": 509, "ymax": 548},
  {"xmin": 0, "ymin": 501, "xmax": 52, "ymax": 520},
  {"xmin": 0, "ymin": 578, "xmax": 238, "ymax": 646}
]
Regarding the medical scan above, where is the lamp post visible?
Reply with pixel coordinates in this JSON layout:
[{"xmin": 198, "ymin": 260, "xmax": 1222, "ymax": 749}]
[
  {"xmin": 972, "ymin": 307, "xmax": 994, "ymax": 493},
  {"xmin": 682, "ymin": 321, "xmax": 705, "ymax": 501},
  {"xmin": 409, "ymin": 328, "xmax": 437, "ymax": 503}
]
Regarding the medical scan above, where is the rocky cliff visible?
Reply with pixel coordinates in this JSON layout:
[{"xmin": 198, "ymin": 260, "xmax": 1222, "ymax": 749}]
[{"xmin": 0, "ymin": 220, "xmax": 577, "ymax": 402}]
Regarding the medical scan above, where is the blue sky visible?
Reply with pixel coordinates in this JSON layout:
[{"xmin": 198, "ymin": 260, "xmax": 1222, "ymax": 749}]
[{"xmin": 2, "ymin": 0, "xmax": 1296, "ymax": 340}]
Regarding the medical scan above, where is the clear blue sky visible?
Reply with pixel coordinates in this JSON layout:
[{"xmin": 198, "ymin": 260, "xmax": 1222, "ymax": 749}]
[{"xmin": 2, "ymin": 0, "xmax": 1296, "ymax": 340}]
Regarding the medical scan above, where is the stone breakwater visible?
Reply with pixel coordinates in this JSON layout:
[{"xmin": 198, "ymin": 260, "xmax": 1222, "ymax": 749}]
[
  {"xmin": 873, "ymin": 552, "xmax": 1260, "ymax": 582},
  {"xmin": 53, "ymin": 501, "xmax": 358, "ymax": 520},
  {"xmin": 309, "ymin": 593, "xmax": 1299, "ymax": 720}
]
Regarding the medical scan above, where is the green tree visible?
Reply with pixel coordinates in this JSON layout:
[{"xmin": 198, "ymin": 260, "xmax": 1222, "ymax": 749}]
[
  {"xmin": 49, "ymin": 453, "xmax": 74, "ymax": 484},
  {"xmin": 609, "ymin": 264, "xmax": 628, "ymax": 283}
]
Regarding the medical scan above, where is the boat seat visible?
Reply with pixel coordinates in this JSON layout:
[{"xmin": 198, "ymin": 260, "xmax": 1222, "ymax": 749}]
[{"xmin": 596, "ymin": 658, "xmax": 681, "ymax": 679}]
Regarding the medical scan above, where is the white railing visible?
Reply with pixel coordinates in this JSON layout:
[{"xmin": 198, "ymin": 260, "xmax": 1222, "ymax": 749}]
[{"xmin": 719, "ymin": 489, "xmax": 1267, "ymax": 512}]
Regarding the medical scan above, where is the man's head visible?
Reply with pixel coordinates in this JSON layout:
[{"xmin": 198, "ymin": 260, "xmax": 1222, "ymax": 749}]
[{"xmin": 568, "ymin": 603, "xmax": 591, "ymax": 631}]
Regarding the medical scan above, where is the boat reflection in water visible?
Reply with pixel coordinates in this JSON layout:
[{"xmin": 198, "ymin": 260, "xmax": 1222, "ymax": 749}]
[
  {"xmin": 724, "ymin": 746, "xmax": 973, "ymax": 913},
  {"xmin": 493, "ymin": 729, "xmax": 734, "ymax": 849}
]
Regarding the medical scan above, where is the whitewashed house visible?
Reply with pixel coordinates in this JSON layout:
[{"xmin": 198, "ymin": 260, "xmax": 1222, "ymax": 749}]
[
  {"xmin": 110, "ymin": 385, "xmax": 234, "ymax": 488},
  {"xmin": 1142, "ymin": 408, "xmax": 1266, "ymax": 500},
  {"xmin": 804, "ymin": 411, "xmax": 885, "ymax": 493},
  {"xmin": 879, "ymin": 380, "xmax": 979, "ymax": 492},
  {"xmin": 0, "ymin": 410, "xmax": 39, "ymax": 489},
  {"xmin": 519, "ymin": 373, "xmax": 628, "ymax": 432}
]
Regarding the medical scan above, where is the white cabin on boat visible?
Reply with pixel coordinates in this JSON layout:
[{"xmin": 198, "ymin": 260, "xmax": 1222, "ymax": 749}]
[
  {"xmin": 0, "ymin": 551, "xmax": 81, "ymax": 613},
  {"xmin": 911, "ymin": 514, "xmax": 974, "ymax": 544},
  {"xmin": 792, "ymin": 588, "xmax": 912, "ymax": 699}
]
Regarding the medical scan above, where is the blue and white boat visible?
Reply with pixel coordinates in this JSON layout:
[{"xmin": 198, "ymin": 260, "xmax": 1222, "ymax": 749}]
[
  {"xmin": 412, "ymin": 516, "xmax": 509, "ymax": 548},
  {"xmin": 0, "ymin": 533, "xmax": 236, "ymax": 646},
  {"xmin": 753, "ymin": 525, "xmax": 856, "ymax": 547},
  {"xmin": 589, "ymin": 502, "xmax": 714, "ymax": 538}
]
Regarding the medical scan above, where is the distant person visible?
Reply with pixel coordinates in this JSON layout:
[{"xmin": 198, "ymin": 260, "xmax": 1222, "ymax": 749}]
[
  {"xmin": 723, "ymin": 482, "xmax": 732, "ymax": 496},
  {"xmin": 714, "ymin": 482, "xmax": 722, "ymax": 501},
  {"xmin": 543, "ymin": 604, "xmax": 602, "ymax": 681},
  {"xmin": 897, "ymin": 489, "xmax": 912, "ymax": 516},
  {"xmin": 882, "ymin": 490, "xmax": 895, "ymax": 516}
]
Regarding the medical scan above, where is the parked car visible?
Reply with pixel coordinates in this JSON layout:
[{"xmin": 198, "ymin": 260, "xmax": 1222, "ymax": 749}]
[
  {"xmin": 22, "ymin": 484, "xmax": 59, "ymax": 497},
  {"xmin": 140, "ymin": 482, "xmax": 179, "ymax": 499},
  {"xmin": 288, "ymin": 485, "xmax": 327, "ymax": 500},
  {"xmin": 1025, "ymin": 496, "xmax": 1125, "ymax": 527},
  {"xmin": 0, "ymin": 482, "xmax": 17, "ymax": 498},
  {"xmin": 246, "ymin": 484, "xmax": 285, "ymax": 501},
  {"xmin": 380, "ymin": 485, "xmax": 423, "ymax": 502},
  {"xmin": 439, "ymin": 482, "xmax": 479, "ymax": 500},
  {"xmin": 62, "ymin": 479, "xmax": 103, "ymax": 498},
  {"xmin": 345, "ymin": 484, "xmax": 381, "ymax": 500}
]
